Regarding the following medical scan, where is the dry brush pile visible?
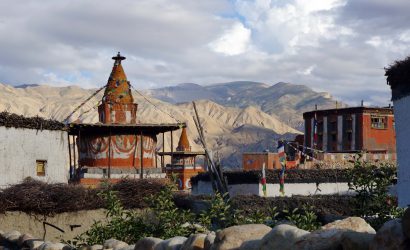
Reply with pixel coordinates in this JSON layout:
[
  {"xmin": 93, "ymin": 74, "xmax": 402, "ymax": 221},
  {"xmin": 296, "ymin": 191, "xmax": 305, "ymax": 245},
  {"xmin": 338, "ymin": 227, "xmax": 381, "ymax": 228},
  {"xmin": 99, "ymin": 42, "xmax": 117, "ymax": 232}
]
[{"xmin": 0, "ymin": 178, "xmax": 169, "ymax": 215}]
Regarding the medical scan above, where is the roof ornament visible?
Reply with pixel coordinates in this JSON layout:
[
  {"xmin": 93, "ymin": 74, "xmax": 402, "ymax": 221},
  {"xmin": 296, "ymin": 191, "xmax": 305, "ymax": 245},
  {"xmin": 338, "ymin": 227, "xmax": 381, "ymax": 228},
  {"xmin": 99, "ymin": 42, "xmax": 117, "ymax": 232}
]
[{"xmin": 112, "ymin": 52, "xmax": 126, "ymax": 66}]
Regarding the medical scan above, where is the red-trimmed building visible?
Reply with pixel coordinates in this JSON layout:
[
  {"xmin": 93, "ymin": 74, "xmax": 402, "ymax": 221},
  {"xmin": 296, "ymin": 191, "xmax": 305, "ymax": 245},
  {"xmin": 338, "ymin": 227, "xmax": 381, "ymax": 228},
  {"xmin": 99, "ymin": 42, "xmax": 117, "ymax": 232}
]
[
  {"xmin": 68, "ymin": 53, "xmax": 184, "ymax": 186},
  {"xmin": 303, "ymin": 106, "xmax": 396, "ymax": 154},
  {"xmin": 158, "ymin": 127, "xmax": 206, "ymax": 190}
]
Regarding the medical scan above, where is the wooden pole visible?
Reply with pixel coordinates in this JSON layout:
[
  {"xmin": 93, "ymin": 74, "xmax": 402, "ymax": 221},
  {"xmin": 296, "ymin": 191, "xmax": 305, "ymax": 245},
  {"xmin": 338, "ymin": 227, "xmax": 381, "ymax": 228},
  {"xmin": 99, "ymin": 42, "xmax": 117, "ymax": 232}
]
[
  {"xmin": 155, "ymin": 151, "xmax": 158, "ymax": 168},
  {"xmin": 162, "ymin": 133, "xmax": 165, "ymax": 170},
  {"xmin": 192, "ymin": 102, "xmax": 227, "ymax": 194},
  {"xmin": 132, "ymin": 134, "xmax": 138, "ymax": 175},
  {"xmin": 108, "ymin": 129, "xmax": 112, "ymax": 179},
  {"xmin": 140, "ymin": 132, "xmax": 144, "ymax": 179},
  {"xmin": 171, "ymin": 130, "xmax": 174, "ymax": 172},
  {"xmin": 67, "ymin": 133, "xmax": 72, "ymax": 179},
  {"xmin": 73, "ymin": 134, "xmax": 77, "ymax": 173}
]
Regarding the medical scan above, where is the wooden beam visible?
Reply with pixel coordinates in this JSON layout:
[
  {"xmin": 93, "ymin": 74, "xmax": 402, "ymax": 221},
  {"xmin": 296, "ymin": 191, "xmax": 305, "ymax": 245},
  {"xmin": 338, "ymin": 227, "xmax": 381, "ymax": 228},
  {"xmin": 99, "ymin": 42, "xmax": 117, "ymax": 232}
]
[
  {"xmin": 108, "ymin": 129, "xmax": 112, "ymax": 179},
  {"xmin": 140, "ymin": 132, "xmax": 144, "ymax": 179},
  {"xmin": 162, "ymin": 133, "xmax": 165, "ymax": 170},
  {"xmin": 67, "ymin": 133, "xmax": 72, "ymax": 179},
  {"xmin": 171, "ymin": 130, "xmax": 174, "ymax": 172},
  {"xmin": 73, "ymin": 134, "xmax": 77, "ymax": 173}
]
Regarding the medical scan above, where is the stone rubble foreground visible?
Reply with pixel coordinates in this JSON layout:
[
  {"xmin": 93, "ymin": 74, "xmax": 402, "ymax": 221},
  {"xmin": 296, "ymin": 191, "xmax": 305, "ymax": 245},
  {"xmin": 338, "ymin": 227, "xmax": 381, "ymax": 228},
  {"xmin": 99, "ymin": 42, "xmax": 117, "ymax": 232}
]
[{"xmin": 2, "ymin": 214, "xmax": 410, "ymax": 250}]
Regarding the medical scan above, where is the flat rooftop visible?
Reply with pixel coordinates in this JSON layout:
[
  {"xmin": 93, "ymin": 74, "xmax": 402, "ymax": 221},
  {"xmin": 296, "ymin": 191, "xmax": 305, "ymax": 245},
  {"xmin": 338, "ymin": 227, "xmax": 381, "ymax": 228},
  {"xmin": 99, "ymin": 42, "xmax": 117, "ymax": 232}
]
[
  {"xmin": 68, "ymin": 122, "xmax": 186, "ymax": 135},
  {"xmin": 303, "ymin": 106, "xmax": 393, "ymax": 118}
]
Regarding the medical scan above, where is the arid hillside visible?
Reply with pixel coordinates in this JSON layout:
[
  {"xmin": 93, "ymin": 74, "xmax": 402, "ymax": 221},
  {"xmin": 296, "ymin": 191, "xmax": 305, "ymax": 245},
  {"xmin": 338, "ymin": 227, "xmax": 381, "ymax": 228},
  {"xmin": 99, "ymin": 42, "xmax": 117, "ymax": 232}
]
[{"xmin": 0, "ymin": 83, "xmax": 300, "ymax": 167}]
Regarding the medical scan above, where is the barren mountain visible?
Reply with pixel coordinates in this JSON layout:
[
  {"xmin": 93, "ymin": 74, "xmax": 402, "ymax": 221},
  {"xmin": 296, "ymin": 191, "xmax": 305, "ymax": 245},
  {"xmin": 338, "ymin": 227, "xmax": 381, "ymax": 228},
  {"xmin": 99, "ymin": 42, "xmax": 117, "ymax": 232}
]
[
  {"xmin": 0, "ymin": 83, "xmax": 300, "ymax": 167},
  {"xmin": 146, "ymin": 81, "xmax": 341, "ymax": 130}
]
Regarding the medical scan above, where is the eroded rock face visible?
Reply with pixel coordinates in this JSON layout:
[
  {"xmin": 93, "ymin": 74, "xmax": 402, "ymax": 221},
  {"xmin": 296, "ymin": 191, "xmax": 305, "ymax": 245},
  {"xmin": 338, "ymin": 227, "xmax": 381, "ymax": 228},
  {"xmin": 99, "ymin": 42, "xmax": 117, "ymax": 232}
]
[
  {"xmin": 370, "ymin": 219, "xmax": 408, "ymax": 250},
  {"xmin": 134, "ymin": 237, "xmax": 163, "ymax": 250},
  {"xmin": 210, "ymin": 224, "xmax": 271, "ymax": 250},
  {"xmin": 181, "ymin": 234, "xmax": 207, "ymax": 250},
  {"xmin": 258, "ymin": 224, "xmax": 309, "ymax": 250},
  {"xmin": 154, "ymin": 236, "xmax": 187, "ymax": 250}
]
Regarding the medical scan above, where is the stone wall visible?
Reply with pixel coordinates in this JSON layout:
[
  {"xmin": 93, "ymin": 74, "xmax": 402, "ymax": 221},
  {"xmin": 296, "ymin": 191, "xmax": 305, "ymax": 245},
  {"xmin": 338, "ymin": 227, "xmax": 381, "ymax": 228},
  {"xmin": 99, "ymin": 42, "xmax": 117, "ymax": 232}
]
[{"xmin": 0, "ymin": 126, "xmax": 69, "ymax": 187}]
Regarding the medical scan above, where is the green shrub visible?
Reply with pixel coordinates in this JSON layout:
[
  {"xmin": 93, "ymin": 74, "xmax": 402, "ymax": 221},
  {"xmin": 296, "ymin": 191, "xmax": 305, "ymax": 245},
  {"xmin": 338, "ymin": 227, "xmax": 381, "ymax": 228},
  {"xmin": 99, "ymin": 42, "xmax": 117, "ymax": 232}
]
[{"xmin": 348, "ymin": 154, "xmax": 405, "ymax": 229}]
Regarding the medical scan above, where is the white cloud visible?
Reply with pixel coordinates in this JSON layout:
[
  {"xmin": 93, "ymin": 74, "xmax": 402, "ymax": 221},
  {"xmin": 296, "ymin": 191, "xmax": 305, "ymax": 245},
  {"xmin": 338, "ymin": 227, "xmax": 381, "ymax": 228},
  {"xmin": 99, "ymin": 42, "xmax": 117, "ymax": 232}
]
[
  {"xmin": 0, "ymin": 0, "xmax": 409, "ymax": 105},
  {"xmin": 209, "ymin": 22, "xmax": 251, "ymax": 56}
]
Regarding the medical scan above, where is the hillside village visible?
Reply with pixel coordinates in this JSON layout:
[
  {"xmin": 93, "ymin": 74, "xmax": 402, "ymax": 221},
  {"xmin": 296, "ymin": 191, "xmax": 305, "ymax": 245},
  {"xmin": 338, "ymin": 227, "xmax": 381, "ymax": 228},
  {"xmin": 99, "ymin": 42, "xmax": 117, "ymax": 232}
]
[{"xmin": 1, "ymin": 51, "xmax": 409, "ymax": 250}]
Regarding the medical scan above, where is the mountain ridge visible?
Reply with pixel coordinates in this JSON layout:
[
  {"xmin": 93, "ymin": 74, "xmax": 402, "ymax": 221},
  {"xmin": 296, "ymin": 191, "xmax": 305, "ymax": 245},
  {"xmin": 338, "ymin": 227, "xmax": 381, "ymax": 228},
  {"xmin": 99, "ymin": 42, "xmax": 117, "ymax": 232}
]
[{"xmin": 0, "ymin": 82, "xmax": 304, "ymax": 167}]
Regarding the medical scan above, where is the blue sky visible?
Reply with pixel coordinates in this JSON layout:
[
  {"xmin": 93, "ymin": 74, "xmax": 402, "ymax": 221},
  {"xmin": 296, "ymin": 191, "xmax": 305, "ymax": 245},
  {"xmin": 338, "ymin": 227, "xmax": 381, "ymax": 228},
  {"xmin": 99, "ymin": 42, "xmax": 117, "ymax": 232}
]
[{"xmin": 0, "ymin": 0, "xmax": 409, "ymax": 106}]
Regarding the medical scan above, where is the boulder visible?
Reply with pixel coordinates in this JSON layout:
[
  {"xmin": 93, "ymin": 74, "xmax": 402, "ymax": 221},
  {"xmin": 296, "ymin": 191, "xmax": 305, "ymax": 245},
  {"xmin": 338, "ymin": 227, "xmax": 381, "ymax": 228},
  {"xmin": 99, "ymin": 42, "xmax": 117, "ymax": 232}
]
[
  {"xmin": 258, "ymin": 224, "xmax": 310, "ymax": 250},
  {"xmin": 181, "ymin": 234, "xmax": 207, "ymax": 250},
  {"xmin": 18, "ymin": 233, "xmax": 35, "ymax": 246},
  {"xmin": 3, "ymin": 230, "xmax": 21, "ymax": 243},
  {"xmin": 295, "ymin": 229, "xmax": 345, "ymax": 250},
  {"xmin": 38, "ymin": 242, "xmax": 69, "ymax": 250},
  {"xmin": 295, "ymin": 217, "xmax": 375, "ymax": 250},
  {"xmin": 79, "ymin": 245, "xmax": 103, "ymax": 250},
  {"xmin": 210, "ymin": 224, "xmax": 271, "ymax": 250},
  {"xmin": 370, "ymin": 219, "xmax": 409, "ymax": 250},
  {"xmin": 238, "ymin": 240, "xmax": 261, "ymax": 250},
  {"xmin": 341, "ymin": 231, "xmax": 375, "ymax": 250},
  {"xmin": 321, "ymin": 217, "xmax": 375, "ymax": 233},
  {"xmin": 26, "ymin": 239, "xmax": 45, "ymax": 250},
  {"xmin": 103, "ymin": 239, "xmax": 128, "ymax": 250},
  {"xmin": 204, "ymin": 232, "xmax": 215, "ymax": 250},
  {"xmin": 119, "ymin": 245, "xmax": 134, "ymax": 250},
  {"xmin": 154, "ymin": 236, "xmax": 187, "ymax": 250},
  {"xmin": 402, "ymin": 208, "xmax": 410, "ymax": 238},
  {"xmin": 135, "ymin": 237, "xmax": 163, "ymax": 250}
]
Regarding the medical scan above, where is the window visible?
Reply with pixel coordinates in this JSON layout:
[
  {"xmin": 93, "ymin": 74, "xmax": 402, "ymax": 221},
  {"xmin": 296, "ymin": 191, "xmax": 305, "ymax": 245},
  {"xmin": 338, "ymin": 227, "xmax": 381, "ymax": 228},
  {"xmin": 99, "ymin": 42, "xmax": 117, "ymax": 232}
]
[
  {"xmin": 330, "ymin": 121, "xmax": 337, "ymax": 131},
  {"xmin": 36, "ymin": 160, "xmax": 46, "ymax": 176},
  {"xmin": 347, "ymin": 132, "xmax": 352, "ymax": 141},
  {"xmin": 331, "ymin": 134, "xmax": 337, "ymax": 142},
  {"xmin": 371, "ymin": 116, "xmax": 387, "ymax": 129}
]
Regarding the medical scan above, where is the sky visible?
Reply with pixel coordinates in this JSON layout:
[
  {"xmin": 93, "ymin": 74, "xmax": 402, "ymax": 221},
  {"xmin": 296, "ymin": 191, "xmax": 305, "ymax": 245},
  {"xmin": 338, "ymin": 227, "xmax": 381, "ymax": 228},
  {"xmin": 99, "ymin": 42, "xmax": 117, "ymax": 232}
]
[{"xmin": 0, "ymin": 0, "xmax": 409, "ymax": 106}]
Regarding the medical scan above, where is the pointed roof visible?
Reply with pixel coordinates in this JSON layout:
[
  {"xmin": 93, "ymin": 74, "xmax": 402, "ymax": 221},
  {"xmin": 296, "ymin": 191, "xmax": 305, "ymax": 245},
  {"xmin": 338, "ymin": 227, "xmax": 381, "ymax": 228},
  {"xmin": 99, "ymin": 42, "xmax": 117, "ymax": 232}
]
[
  {"xmin": 176, "ymin": 127, "xmax": 191, "ymax": 152},
  {"xmin": 102, "ymin": 52, "xmax": 134, "ymax": 104}
]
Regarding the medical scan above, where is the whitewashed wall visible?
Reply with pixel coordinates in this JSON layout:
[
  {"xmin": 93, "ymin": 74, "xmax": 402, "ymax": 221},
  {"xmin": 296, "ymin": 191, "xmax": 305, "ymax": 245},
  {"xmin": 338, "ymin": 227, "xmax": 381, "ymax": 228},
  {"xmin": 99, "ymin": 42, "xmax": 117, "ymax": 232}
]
[
  {"xmin": 0, "ymin": 126, "xmax": 69, "ymax": 187},
  {"xmin": 393, "ymin": 96, "xmax": 410, "ymax": 207},
  {"xmin": 192, "ymin": 180, "xmax": 353, "ymax": 197}
]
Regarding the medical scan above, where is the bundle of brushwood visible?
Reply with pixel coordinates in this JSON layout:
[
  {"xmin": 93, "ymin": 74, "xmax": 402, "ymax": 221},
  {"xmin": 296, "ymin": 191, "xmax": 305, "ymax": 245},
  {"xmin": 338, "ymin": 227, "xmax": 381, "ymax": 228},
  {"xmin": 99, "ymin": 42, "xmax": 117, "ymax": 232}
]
[
  {"xmin": 0, "ymin": 112, "xmax": 65, "ymax": 130},
  {"xmin": 191, "ymin": 169, "xmax": 351, "ymax": 185},
  {"xmin": 0, "ymin": 178, "xmax": 169, "ymax": 215},
  {"xmin": 112, "ymin": 178, "xmax": 170, "ymax": 209}
]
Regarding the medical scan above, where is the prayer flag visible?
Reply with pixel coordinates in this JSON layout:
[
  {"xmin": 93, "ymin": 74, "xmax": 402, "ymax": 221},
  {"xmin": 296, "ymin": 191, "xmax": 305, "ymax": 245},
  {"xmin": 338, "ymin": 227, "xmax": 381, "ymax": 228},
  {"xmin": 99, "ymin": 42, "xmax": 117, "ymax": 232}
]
[{"xmin": 262, "ymin": 163, "xmax": 267, "ymax": 197}]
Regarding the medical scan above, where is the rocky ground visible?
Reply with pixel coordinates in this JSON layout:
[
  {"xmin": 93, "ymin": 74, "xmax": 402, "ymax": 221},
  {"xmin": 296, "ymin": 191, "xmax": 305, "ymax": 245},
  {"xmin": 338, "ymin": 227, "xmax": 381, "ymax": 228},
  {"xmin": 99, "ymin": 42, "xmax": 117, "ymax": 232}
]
[{"xmin": 2, "ymin": 212, "xmax": 410, "ymax": 250}]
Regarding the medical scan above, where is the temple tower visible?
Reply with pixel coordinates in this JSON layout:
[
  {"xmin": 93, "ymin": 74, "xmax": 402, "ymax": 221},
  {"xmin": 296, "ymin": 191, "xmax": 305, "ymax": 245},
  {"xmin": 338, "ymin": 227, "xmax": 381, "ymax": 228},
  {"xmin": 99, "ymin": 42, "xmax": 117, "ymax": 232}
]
[
  {"xmin": 161, "ymin": 127, "xmax": 205, "ymax": 190},
  {"xmin": 98, "ymin": 52, "xmax": 138, "ymax": 124}
]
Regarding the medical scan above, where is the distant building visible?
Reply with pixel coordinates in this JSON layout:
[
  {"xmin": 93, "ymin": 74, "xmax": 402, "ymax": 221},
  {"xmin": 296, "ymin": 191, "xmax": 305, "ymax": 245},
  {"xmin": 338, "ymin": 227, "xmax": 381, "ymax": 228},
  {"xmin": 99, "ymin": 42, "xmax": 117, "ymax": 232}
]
[
  {"xmin": 303, "ymin": 106, "xmax": 396, "ymax": 154},
  {"xmin": 158, "ymin": 127, "xmax": 205, "ymax": 190},
  {"xmin": 0, "ymin": 112, "xmax": 69, "ymax": 187},
  {"xmin": 242, "ymin": 141, "xmax": 300, "ymax": 171}
]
